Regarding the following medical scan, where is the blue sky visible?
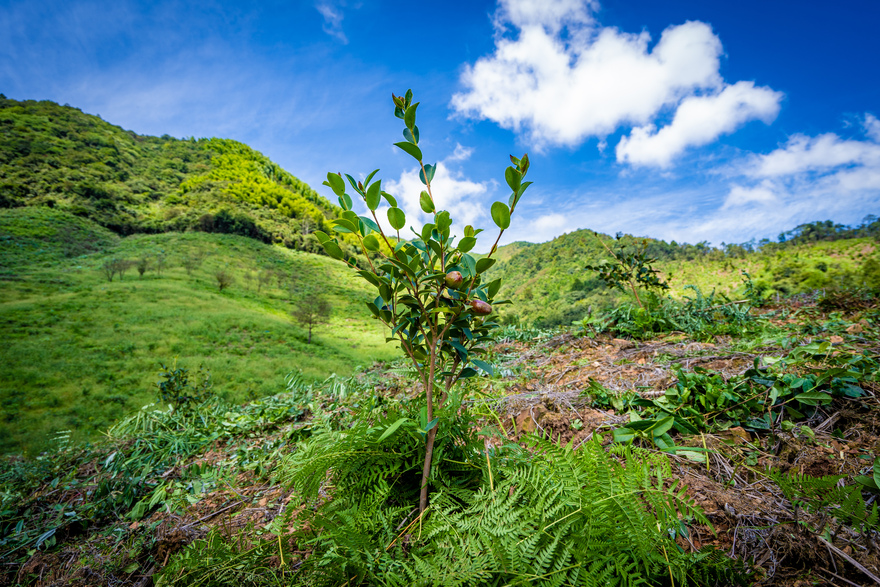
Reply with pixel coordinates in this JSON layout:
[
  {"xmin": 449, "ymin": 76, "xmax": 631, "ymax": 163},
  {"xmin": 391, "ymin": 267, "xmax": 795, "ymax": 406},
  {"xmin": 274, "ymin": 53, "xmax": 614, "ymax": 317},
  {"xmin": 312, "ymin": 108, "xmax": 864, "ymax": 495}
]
[{"xmin": 2, "ymin": 0, "xmax": 879, "ymax": 249}]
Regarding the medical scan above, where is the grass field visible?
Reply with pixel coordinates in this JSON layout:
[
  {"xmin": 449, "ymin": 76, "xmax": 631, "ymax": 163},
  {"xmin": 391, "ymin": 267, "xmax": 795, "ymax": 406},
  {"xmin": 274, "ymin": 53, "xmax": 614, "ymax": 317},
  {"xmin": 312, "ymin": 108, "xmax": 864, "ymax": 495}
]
[{"xmin": 0, "ymin": 210, "xmax": 397, "ymax": 454}]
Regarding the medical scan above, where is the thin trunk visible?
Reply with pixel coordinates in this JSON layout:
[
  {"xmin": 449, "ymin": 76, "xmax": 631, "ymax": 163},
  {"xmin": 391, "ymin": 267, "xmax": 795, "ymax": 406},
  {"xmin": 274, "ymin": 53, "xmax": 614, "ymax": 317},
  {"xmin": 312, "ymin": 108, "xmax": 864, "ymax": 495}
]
[
  {"xmin": 629, "ymin": 280, "xmax": 643, "ymax": 309},
  {"xmin": 418, "ymin": 343, "xmax": 438, "ymax": 513}
]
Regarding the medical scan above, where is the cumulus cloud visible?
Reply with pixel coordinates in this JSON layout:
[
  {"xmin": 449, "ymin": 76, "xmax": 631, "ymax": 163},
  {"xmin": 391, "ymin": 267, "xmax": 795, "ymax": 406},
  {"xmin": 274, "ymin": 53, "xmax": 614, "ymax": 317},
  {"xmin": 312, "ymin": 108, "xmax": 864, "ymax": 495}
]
[
  {"xmin": 452, "ymin": 0, "xmax": 782, "ymax": 166},
  {"xmin": 383, "ymin": 145, "xmax": 490, "ymax": 237},
  {"xmin": 315, "ymin": 1, "xmax": 347, "ymax": 44},
  {"xmin": 616, "ymin": 81, "xmax": 782, "ymax": 167}
]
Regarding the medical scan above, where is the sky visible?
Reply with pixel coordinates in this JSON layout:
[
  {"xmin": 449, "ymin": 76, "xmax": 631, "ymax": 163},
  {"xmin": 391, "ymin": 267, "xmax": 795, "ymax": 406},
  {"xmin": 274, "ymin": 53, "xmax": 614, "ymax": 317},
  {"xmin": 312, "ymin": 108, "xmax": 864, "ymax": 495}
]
[{"xmin": 2, "ymin": 0, "xmax": 879, "ymax": 249}]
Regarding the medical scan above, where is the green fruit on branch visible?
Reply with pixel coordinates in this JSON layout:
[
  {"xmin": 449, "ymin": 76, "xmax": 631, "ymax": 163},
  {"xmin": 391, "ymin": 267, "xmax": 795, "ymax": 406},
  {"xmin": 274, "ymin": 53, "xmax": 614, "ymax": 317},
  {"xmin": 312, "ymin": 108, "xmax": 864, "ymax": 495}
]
[
  {"xmin": 470, "ymin": 299, "xmax": 492, "ymax": 315},
  {"xmin": 445, "ymin": 271, "xmax": 463, "ymax": 289}
]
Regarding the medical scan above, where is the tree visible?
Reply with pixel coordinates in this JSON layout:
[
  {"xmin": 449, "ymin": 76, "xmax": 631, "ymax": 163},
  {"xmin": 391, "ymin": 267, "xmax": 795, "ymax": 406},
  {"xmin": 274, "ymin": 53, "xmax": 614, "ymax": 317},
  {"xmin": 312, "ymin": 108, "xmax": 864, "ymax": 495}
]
[
  {"xmin": 291, "ymin": 291, "xmax": 331, "ymax": 344},
  {"xmin": 215, "ymin": 269, "xmax": 234, "ymax": 291},
  {"xmin": 136, "ymin": 257, "xmax": 150, "ymax": 277},
  {"xmin": 315, "ymin": 89, "xmax": 531, "ymax": 512}
]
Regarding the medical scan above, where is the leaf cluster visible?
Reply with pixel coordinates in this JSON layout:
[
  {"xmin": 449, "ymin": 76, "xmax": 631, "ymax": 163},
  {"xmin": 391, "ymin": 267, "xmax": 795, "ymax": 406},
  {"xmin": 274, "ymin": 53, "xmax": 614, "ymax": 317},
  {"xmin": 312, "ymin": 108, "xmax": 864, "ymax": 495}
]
[{"xmin": 605, "ymin": 341, "xmax": 877, "ymax": 451}]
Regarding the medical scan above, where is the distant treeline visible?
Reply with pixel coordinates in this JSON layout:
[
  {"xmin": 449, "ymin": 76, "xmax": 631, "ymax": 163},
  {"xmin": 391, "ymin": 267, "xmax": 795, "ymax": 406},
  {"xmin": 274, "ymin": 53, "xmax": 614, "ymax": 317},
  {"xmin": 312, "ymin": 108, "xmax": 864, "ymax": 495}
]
[{"xmin": 637, "ymin": 216, "xmax": 880, "ymax": 262}]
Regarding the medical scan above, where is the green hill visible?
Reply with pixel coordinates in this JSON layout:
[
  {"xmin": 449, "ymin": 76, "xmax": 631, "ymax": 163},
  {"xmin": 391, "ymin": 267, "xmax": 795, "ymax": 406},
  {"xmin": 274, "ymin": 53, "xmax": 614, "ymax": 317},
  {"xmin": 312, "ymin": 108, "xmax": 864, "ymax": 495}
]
[
  {"xmin": 0, "ymin": 208, "xmax": 396, "ymax": 454},
  {"xmin": 0, "ymin": 96, "xmax": 365, "ymax": 259},
  {"xmin": 487, "ymin": 228, "xmax": 880, "ymax": 327}
]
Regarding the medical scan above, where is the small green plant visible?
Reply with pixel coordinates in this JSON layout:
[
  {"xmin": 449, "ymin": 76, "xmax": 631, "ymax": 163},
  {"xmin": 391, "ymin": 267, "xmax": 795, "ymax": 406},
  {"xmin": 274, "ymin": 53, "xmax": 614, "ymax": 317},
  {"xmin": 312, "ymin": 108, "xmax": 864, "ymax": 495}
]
[
  {"xmin": 585, "ymin": 234, "xmax": 669, "ymax": 309},
  {"xmin": 315, "ymin": 89, "xmax": 531, "ymax": 512},
  {"xmin": 156, "ymin": 361, "xmax": 213, "ymax": 408}
]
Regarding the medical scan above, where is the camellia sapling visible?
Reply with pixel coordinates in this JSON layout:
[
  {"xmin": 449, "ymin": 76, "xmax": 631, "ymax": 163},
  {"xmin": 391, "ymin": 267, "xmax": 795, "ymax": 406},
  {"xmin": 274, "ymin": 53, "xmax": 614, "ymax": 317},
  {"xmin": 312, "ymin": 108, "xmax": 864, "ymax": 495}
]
[{"xmin": 315, "ymin": 89, "xmax": 531, "ymax": 513}]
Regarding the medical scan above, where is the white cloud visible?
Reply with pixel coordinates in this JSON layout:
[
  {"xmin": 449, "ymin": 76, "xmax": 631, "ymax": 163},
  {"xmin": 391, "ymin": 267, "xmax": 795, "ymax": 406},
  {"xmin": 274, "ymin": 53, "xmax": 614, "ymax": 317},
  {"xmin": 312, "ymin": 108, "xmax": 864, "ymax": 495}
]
[
  {"xmin": 453, "ymin": 0, "xmax": 782, "ymax": 166},
  {"xmin": 616, "ymin": 81, "xmax": 782, "ymax": 167},
  {"xmin": 383, "ymin": 147, "xmax": 490, "ymax": 237},
  {"xmin": 315, "ymin": 1, "xmax": 347, "ymax": 44},
  {"xmin": 495, "ymin": 0, "xmax": 597, "ymax": 32},
  {"xmin": 747, "ymin": 132, "xmax": 880, "ymax": 178},
  {"xmin": 722, "ymin": 182, "xmax": 777, "ymax": 209},
  {"xmin": 452, "ymin": 18, "xmax": 724, "ymax": 148},
  {"xmin": 863, "ymin": 113, "xmax": 880, "ymax": 143},
  {"xmin": 711, "ymin": 120, "xmax": 880, "ymax": 237}
]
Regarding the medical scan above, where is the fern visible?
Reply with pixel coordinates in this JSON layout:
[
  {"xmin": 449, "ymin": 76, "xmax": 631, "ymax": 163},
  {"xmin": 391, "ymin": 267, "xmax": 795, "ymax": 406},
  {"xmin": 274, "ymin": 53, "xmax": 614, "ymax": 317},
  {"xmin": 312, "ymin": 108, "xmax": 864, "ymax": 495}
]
[
  {"xmin": 772, "ymin": 472, "xmax": 880, "ymax": 533},
  {"xmin": 161, "ymin": 411, "xmax": 749, "ymax": 586}
]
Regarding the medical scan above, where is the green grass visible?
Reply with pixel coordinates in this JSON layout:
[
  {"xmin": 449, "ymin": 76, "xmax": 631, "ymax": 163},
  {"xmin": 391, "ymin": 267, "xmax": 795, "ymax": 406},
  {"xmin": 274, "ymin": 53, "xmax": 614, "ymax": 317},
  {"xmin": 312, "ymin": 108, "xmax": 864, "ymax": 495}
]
[{"xmin": 0, "ymin": 225, "xmax": 397, "ymax": 455}]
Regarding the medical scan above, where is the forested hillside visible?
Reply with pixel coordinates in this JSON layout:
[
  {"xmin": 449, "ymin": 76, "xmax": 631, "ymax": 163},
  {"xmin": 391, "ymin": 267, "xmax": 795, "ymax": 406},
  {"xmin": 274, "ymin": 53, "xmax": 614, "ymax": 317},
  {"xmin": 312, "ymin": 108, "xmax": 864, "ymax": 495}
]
[
  {"xmin": 487, "ymin": 224, "xmax": 880, "ymax": 327},
  {"xmin": 0, "ymin": 96, "xmax": 363, "ymax": 258}
]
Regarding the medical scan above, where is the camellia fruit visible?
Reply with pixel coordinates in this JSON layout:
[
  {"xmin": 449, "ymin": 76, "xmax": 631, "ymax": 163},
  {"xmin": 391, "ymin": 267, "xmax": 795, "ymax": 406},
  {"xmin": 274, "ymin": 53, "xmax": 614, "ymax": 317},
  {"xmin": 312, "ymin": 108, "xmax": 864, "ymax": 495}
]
[
  {"xmin": 470, "ymin": 299, "xmax": 492, "ymax": 315},
  {"xmin": 445, "ymin": 271, "xmax": 463, "ymax": 289}
]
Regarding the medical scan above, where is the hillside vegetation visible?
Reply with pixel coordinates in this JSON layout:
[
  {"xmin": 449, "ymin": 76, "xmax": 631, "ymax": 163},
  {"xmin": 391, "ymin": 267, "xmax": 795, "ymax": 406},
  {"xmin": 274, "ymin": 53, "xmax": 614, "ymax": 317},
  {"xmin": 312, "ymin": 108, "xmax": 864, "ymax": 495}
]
[
  {"xmin": 0, "ymin": 208, "xmax": 396, "ymax": 454},
  {"xmin": 0, "ymin": 96, "xmax": 365, "ymax": 260},
  {"xmin": 487, "ymin": 226, "xmax": 880, "ymax": 327}
]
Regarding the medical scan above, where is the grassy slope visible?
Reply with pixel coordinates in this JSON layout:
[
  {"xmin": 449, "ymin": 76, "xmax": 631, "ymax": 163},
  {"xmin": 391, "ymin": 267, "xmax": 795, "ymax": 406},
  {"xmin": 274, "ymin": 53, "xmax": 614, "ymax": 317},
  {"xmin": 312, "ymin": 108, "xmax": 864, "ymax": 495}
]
[
  {"xmin": 486, "ymin": 228, "xmax": 879, "ymax": 327},
  {"xmin": 0, "ymin": 209, "xmax": 396, "ymax": 454}
]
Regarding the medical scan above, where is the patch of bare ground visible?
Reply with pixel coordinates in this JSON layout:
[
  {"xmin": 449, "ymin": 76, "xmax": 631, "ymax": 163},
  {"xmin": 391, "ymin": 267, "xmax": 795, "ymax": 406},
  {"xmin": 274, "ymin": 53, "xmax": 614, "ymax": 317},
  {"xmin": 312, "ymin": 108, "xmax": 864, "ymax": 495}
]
[{"xmin": 482, "ymin": 329, "xmax": 880, "ymax": 586}]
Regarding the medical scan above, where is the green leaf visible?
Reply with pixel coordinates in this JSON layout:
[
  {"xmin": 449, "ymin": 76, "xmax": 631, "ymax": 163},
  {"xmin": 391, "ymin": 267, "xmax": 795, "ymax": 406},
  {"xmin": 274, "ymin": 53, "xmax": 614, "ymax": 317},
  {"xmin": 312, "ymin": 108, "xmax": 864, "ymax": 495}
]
[
  {"xmin": 458, "ymin": 236, "xmax": 476, "ymax": 253},
  {"xmin": 446, "ymin": 340, "xmax": 468, "ymax": 360},
  {"xmin": 344, "ymin": 173, "xmax": 361, "ymax": 194},
  {"xmin": 420, "ymin": 191, "xmax": 434, "ymax": 213},
  {"xmin": 458, "ymin": 367, "xmax": 478, "ymax": 379},
  {"xmin": 404, "ymin": 102, "xmax": 419, "ymax": 129},
  {"xmin": 476, "ymin": 257, "xmax": 496, "ymax": 273},
  {"xmin": 505, "ymin": 166, "xmax": 522, "ymax": 193},
  {"xmin": 314, "ymin": 231, "xmax": 330, "ymax": 245},
  {"xmin": 321, "ymin": 240, "xmax": 344, "ymax": 260},
  {"xmin": 422, "ymin": 417, "xmax": 439, "ymax": 433},
  {"xmin": 491, "ymin": 201, "xmax": 511, "ymax": 229},
  {"xmin": 874, "ymin": 456, "xmax": 880, "ymax": 489},
  {"xmin": 394, "ymin": 141, "xmax": 423, "ymax": 162},
  {"xmin": 650, "ymin": 416, "xmax": 675, "ymax": 437},
  {"xmin": 856, "ymin": 475, "xmax": 880, "ymax": 491},
  {"xmin": 338, "ymin": 193, "xmax": 352, "ymax": 211},
  {"xmin": 382, "ymin": 191, "xmax": 397, "ymax": 207},
  {"xmin": 363, "ymin": 169, "xmax": 379, "ymax": 186},
  {"xmin": 359, "ymin": 216, "xmax": 381, "ymax": 234},
  {"xmin": 472, "ymin": 359, "xmax": 494, "ymax": 376},
  {"xmin": 486, "ymin": 278, "xmax": 502, "ymax": 298},
  {"xmin": 612, "ymin": 428, "xmax": 636, "ymax": 443},
  {"xmin": 324, "ymin": 172, "xmax": 346, "ymax": 196},
  {"xmin": 793, "ymin": 391, "xmax": 833, "ymax": 406},
  {"xmin": 358, "ymin": 270, "xmax": 382, "ymax": 287},
  {"xmin": 379, "ymin": 417, "xmax": 409, "ymax": 442},
  {"xmin": 419, "ymin": 163, "xmax": 436, "ymax": 185},
  {"xmin": 460, "ymin": 254, "xmax": 476, "ymax": 277},
  {"xmin": 436, "ymin": 210, "xmax": 451, "ymax": 234},
  {"xmin": 387, "ymin": 207, "xmax": 406, "ymax": 231},
  {"xmin": 421, "ymin": 223, "xmax": 435, "ymax": 242},
  {"xmin": 363, "ymin": 234, "xmax": 380, "ymax": 251},
  {"xmin": 365, "ymin": 181, "xmax": 381, "ymax": 211},
  {"xmin": 331, "ymin": 218, "xmax": 358, "ymax": 234},
  {"xmin": 403, "ymin": 126, "xmax": 419, "ymax": 144}
]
